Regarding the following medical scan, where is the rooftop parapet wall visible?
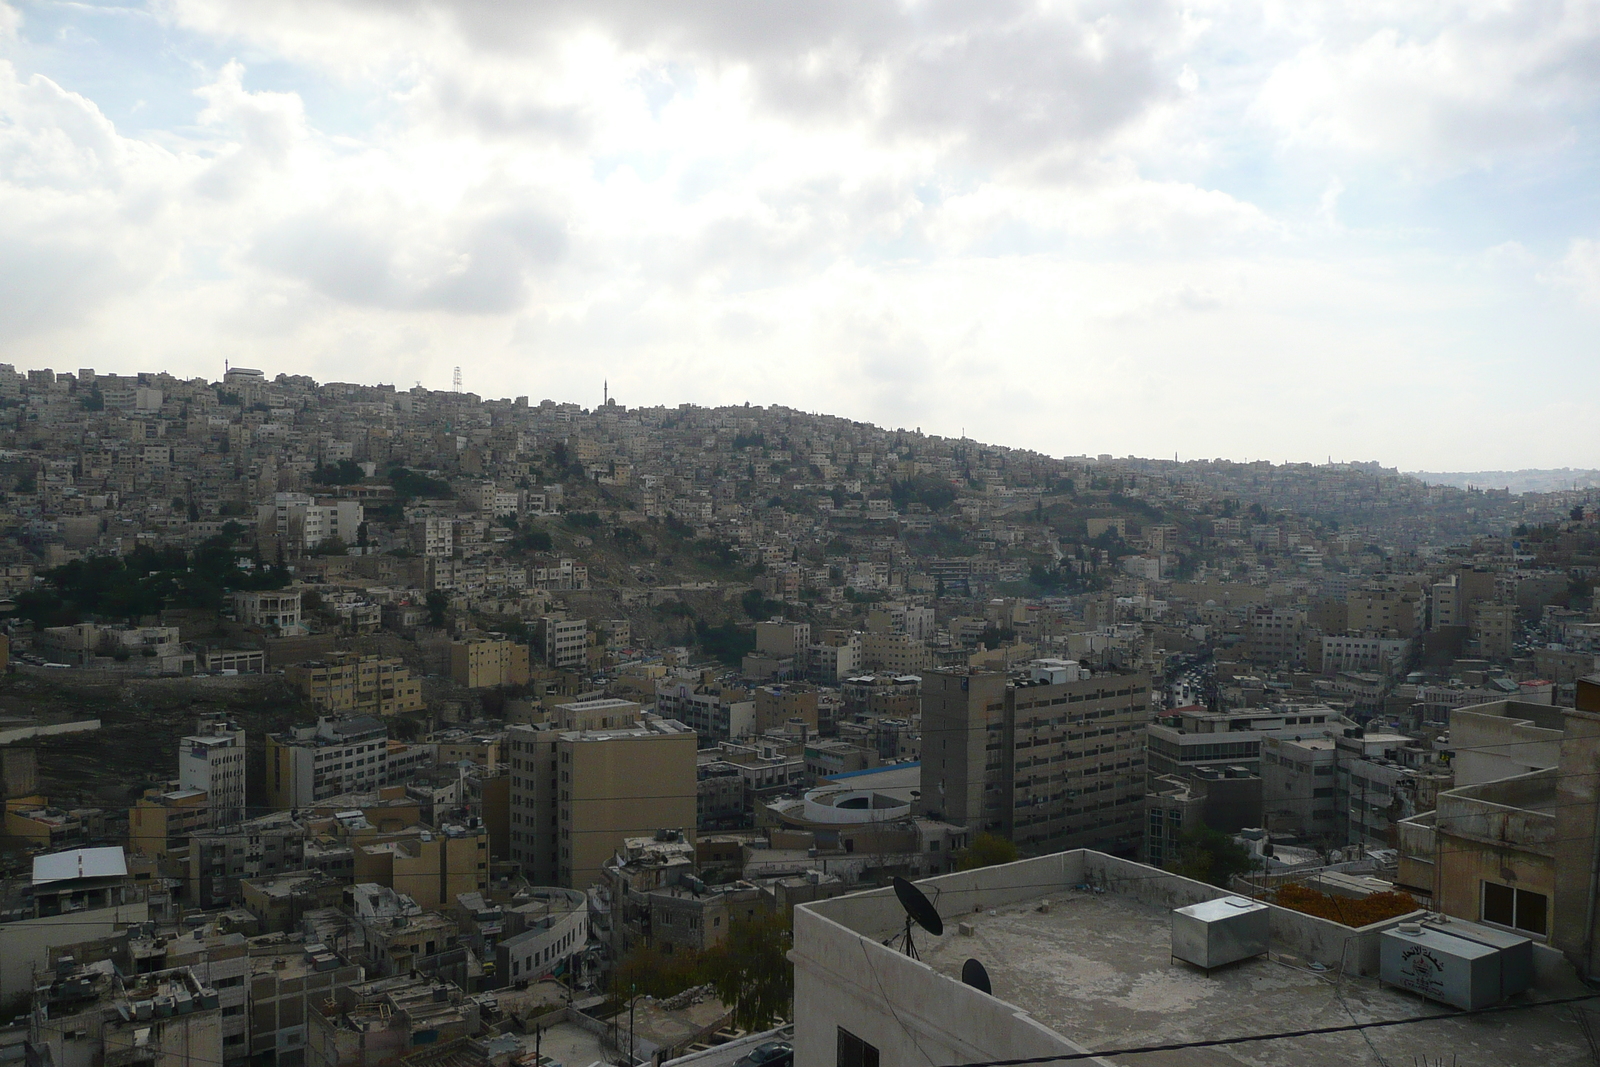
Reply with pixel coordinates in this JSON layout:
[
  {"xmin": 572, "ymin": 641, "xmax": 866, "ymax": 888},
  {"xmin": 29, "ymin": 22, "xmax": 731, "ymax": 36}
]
[
  {"xmin": 803, "ymin": 850, "xmax": 1426, "ymax": 979},
  {"xmin": 1436, "ymin": 768, "xmax": 1558, "ymax": 855}
]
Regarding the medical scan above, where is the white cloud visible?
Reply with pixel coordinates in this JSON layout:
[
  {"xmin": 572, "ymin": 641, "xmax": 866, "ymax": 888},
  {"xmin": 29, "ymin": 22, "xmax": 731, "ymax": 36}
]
[
  {"xmin": 0, "ymin": 0, "xmax": 1595, "ymax": 469},
  {"xmin": 1254, "ymin": 1, "xmax": 1600, "ymax": 173},
  {"xmin": 1554, "ymin": 237, "xmax": 1600, "ymax": 304}
]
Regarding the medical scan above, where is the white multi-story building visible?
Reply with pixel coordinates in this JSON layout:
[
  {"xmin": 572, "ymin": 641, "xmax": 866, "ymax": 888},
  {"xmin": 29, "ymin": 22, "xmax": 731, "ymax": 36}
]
[
  {"xmin": 179, "ymin": 718, "xmax": 247, "ymax": 828},
  {"xmin": 265, "ymin": 716, "xmax": 390, "ymax": 809},
  {"xmin": 1318, "ymin": 634, "xmax": 1411, "ymax": 676},
  {"xmin": 540, "ymin": 616, "xmax": 588, "ymax": 670},
  {"xmin": 232, "ymin": 589, "xmax": 302, "ymax": 630},
  {"xmin": 259, "ymin": 493, "xmax": 363, "ymax": 551}
]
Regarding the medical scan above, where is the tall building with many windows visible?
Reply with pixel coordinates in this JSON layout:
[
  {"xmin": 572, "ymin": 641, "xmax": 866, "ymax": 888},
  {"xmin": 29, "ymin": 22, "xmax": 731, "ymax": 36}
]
[
  {"xmin": 919, "ymin": 661, "xmax": 1153, "ymax": 854},
  {"xmin": 265, "ymin": 716, "xmax": 390, "ymax": 809},
  {"xmin": 506, "ymin": 713, "xmax": 696, "ymax": 889},
  {"xmin": 178, "ymin": 717, "xmax": 246, "ymax": 827}
]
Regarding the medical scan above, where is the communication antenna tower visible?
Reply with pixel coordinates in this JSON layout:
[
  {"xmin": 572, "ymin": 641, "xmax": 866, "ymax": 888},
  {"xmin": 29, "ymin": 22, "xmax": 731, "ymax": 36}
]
[{"xmin": 453, "ymin": 367, "xmax": 462, "ymax": 393}]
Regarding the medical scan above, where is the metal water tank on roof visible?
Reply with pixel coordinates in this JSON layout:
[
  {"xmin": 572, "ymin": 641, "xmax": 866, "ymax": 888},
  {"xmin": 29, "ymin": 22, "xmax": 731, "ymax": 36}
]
[
  {"xmin": 1171, "ymin": 896, "xmax": 1271, "ymax": 971},
  {"xmin": 1425, "ymin": 918, "xmax": 1532, "ymax": 998},
  {"xmin": 1380, "ymin": 925, "xmax": 1503, "ymax": 1009}
]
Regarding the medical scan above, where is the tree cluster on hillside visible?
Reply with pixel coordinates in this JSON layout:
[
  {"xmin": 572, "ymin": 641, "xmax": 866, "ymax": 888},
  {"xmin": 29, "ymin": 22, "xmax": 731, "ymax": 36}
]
[{"xmin": 16, "ymin": 535, "xmax": 287, "ymax": 627}]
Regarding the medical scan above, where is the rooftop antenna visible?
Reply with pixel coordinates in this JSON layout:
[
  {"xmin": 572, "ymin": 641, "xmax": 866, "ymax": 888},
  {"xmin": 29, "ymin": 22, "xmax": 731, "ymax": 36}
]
[
  {"xmin": 891, "ymin": 876, "xmax": 943, "ymax": 959},
  {"xmin": 453, "ymin": 367, "xmax": 462, "ymax": 393},
  {"xmin": 961, "ymin": 958, "xmax": 992, "ymax": 994}
]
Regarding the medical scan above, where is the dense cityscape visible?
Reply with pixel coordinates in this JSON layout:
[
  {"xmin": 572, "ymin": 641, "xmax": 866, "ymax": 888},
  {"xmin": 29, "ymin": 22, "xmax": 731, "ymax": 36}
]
[{"xmin": 0, "ymin": 363, "xmax": 1594, "ymax": 1064}]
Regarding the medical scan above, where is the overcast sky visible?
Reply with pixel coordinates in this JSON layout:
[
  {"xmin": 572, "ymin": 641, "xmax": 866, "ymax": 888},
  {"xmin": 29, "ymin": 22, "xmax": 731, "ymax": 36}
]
[{"xmin": 2, "ymin": 0, "xmax": 1598, "ymax": 470}]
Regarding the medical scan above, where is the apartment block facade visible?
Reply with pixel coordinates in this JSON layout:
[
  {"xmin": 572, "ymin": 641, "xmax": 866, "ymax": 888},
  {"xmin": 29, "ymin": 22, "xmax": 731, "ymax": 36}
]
[
  {"xmin": 284, "ymin": 653, "xmax": 424, "ymax": 716},
  {"xmin": 506, "ymin": 716, "xmax": 697, "ymax": 889},
  {"xmin": 920, "ymin": 663, "xmax": 1153, "ymax": 854}
]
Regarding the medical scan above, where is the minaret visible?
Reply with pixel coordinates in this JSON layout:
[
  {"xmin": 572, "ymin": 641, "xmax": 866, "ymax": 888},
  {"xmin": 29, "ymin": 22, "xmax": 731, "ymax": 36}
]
[{"xmin": 604, "ymin": 380, "xmax": 609, "ymax": 406}]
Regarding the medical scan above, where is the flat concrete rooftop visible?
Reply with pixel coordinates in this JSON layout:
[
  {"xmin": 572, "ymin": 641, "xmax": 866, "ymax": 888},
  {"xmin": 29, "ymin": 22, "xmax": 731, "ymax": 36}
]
[{"xmin": 918, "ymin": 888, "xmax": 1596, "ymax": 1067}]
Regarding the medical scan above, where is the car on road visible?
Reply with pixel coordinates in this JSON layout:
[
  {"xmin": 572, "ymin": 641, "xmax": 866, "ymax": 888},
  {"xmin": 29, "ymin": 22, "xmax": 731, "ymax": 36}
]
[{"xmin": 733, "ymin": 1041, "xmax": 793, "ymax": 1067}]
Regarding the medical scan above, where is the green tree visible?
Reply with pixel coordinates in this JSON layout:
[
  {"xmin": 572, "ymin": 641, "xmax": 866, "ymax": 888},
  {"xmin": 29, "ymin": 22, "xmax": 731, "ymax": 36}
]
[
  {"xmin": 426, "ymin": 590, "xmax": 449, "ymax": 628},
  {"xmin": 702, "ymin": 912, "xmax": 793, "ymax": 1030},
  {"xmin": 315, "ymin": 459, "xmax": 365, "ymax": 485},
  {"xmin": 611, "ymin": 942, "xmax": 704, "ymax": 1001},
  {"xmin": 1167, "ymin": 825, "xmax": 1254, "ymax": 888},
  {"xmin": 956, "ymin": 832, "xmax": 1019, "ymax": 871}
]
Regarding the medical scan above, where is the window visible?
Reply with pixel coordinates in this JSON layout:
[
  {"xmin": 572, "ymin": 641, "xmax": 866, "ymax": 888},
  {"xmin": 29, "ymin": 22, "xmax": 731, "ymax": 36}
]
[
  {"xmin": 837, "ymin": 1029, "xmax": 879, "ymax": 1067},
  {"xmin": 1482, "ymin": 881, "xmax": 1547, "ymax": 936}
]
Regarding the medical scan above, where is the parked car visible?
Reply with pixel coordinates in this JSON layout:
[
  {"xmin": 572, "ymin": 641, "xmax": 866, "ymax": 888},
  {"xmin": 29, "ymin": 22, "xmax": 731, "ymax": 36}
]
[{"xmin": 733, "ymin": 1042, "xmax": 793, "ymax": 1067}]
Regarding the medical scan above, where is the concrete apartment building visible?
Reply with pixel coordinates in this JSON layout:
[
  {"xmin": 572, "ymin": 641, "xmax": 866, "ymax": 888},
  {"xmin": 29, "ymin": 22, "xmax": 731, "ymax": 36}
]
[
  {"xmin": 188, "ymin": 812, "xmax": 308, "ymax": 908},
  {"xmin": 284, "ymin": 653, "xmax": 423, "ymax": 717},
  {"xmin": 1146, "ymin": 703, "xmax": 1348, "ymax": 784},
  {"xmin": 1316, "ymin": 633, "xmax": 1412, "ymax": 676},
  {"xmin": 1346, "ymin": 583, "xmax": 1421, "ymax": 637},
  {"xmin": 1395, "ymin": 689, "xmax": 1600, "ymax": 973},
  {"xmin": 1260, "ymin": 734, "xmax": 1340, "ymax": 838},
  {"xmin": 1142, "ymin": 768, "xmax": 1262, "ymax": 868},
  {"xmin": 232, "ymin": 589, "xmax": 303, "ymax": 630},
  {"xmin": 0, "ymin": 847, "xmax": 149, "ymax": 1004},
  {"xmin": 448, "ymin": 635, "xmax": 530, "ymax": 688},
  {"xmin": 506, "ymin": 714, "xmax": 697, "ymax": 889},
  {"xmin": 266, "ymin": 716, "xmax": 391, "ymax": 809},
  {"xmin": 128, "ymin": 786, "xmax": 211, "ymax": 860},
  {"xmin": 919, "ymin": 660, "xmax": 1153, "ymax": 855},
  {"xmin": 654, "ymin": 681, "xmax": 756, "ymax": 743},
  {"xmin": 179, "ymin": 717, "xmax": 246, "ymax": 827},
  {"xmin": 809, "ymin": 629, "xmax": 863, "ymax": 684},
  {"xmin": 30, "ymin": 964, "xmax": 223, "ymax": 1067},
  {"xmin": 538, "ymin": 615, "xmax": 588, "ymax": 670},
  {"xmin": 1470, "ymin": 599, "xmax": 1520, "ymax": 659},
  {"xmin": 350, "ymin": 823, "xmax": 489, "ymax": 910}
]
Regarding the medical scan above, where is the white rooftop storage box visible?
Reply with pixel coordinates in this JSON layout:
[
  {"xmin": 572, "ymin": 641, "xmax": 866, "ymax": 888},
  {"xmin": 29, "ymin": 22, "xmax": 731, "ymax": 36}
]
[
  {"xmin": 1380, "ymin": 925, "xmax": 1502, "ymax": 1009},
  {"xmin": 1171, "ymin": 896, "xmax": 1271, "ymax": 971}
]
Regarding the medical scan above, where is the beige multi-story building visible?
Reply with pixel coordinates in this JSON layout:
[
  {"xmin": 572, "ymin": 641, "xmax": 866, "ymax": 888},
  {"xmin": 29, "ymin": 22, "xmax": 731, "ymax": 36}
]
[
  {"xmin": 1346, "ymin": 585, "xmax": 1420, "ymax": 637},
  {"xmin": 284, "ymin": 653, "xmax": 423, "ymax": 716},
  {"xmin": 448, "ymin": 635, "xmax": 530, "ymax": 688},
  {"xmin": 861, "ymin": 632, "xmax": 931, "ymax": 673},
  {"xmin": 754, "ymin": 684, "xmax": 820, "ymax": 733},
  {"xmin": 920, "ymin": 661, "xmax": 1153, "ymax": 854},
  {"xmin": 350, "ymin": 824, "xmax": 489, "ymax": 910},
  {"xmin": 755, "ymin": 619, "xmax": 812, "ymax": 659},
  {"xmin": 506, "ymin": 715, "xmax": 696, "ymax": 889},
  {"xmin": 1470, "ymin": 600, "xmax": 1519, "ymax": 660},
  {"xmin": 128, "ymin": 786, "xmax": 211, "ymax": 860}
]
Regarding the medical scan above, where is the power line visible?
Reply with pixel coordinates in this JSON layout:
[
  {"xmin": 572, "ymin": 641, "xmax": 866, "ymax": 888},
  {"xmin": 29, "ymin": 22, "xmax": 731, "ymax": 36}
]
[{"xmin": 922, "ymin": 991, "xmax": 1600, "ymax": 1067}]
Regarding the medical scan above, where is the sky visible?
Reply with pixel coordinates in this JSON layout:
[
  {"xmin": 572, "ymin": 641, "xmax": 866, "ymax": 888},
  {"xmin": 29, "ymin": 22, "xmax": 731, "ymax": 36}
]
[{"xmin": 1, "ymin": 0, "xmax": 1598, "ymax": 471}]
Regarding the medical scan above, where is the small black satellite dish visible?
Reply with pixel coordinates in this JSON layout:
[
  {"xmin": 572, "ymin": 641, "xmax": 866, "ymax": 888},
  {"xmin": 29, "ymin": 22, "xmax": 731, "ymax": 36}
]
[
  {"xmin": 961, "ymin": 958, "xmax": 992, "ymax": 995},
  {"xmin": 891, "ymin": 877, "xmax": 944, "ymax": 959}
]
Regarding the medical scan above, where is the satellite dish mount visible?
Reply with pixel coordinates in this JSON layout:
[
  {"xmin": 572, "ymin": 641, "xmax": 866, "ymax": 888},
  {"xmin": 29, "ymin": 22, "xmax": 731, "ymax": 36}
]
[{"xmin": 891, "ymin": 876, "xmax": 944, "ymax": 960}]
